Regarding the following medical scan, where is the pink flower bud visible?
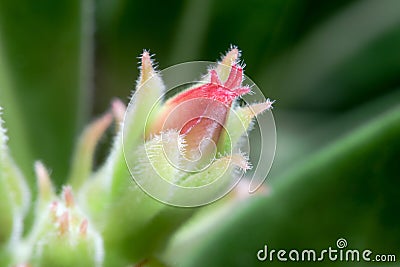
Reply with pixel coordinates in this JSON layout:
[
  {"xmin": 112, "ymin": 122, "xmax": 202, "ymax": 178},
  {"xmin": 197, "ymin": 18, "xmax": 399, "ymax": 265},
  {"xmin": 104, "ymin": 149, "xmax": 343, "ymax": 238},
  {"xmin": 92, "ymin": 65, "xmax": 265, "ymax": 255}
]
[{"xmin": 149, "ymin": 63, "xmax": 250, "ymax": 160}]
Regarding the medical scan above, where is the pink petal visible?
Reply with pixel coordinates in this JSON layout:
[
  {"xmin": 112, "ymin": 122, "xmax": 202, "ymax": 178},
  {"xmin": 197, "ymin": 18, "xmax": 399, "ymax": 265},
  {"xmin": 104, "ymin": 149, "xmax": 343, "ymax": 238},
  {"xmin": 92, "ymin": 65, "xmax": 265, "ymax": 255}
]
[{"xmin": 149, "ymin": 63, "xmax": 250, "ymax": 158}]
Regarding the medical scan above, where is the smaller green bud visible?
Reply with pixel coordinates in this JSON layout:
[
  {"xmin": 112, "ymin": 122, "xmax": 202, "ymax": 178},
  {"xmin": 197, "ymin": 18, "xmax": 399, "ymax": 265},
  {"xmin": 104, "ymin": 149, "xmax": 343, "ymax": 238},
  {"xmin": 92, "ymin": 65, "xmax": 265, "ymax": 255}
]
[
  {"xmin": 9, "ymin": 178, "xmax": 104, "ymax": 267},
  {"xmin": 31, "ymin": 186, "xmax": 104, "ymax": 267}
]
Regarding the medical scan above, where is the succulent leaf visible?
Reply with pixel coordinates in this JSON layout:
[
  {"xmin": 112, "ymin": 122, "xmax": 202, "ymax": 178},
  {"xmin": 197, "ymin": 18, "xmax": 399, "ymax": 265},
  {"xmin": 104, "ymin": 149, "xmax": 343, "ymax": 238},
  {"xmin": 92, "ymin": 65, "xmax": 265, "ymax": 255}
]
[
  {"xmin": 218, "ymin": 100, "xmax": 274, "ymax": 154},
  {"xmin": 0, "ymin": 108, "xmax": 31, "ymax": 248},
  {"xmin": 68, "ymin": 112, "xmax": 113, "ymax": 190}
]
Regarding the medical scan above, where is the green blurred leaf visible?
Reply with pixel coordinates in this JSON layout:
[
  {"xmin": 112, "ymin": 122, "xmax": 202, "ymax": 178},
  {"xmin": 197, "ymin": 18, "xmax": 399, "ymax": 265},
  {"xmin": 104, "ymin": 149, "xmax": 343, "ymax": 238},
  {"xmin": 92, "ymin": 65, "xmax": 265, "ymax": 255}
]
[
  {"xmin": 166, "ymin": 103, "xmax": 400, "ymax": 266},
  {"xmin": 0, "ymin": 0, "xmax": 94, "ymax": 185},
  {"xmin": 271, "ymin": 88, "xmax": 400, "ymax": 180},
  {"xmin": 260, "ymin": 0, "xmax": 400, "ymax": 110},
  {"xmin": 0, "ymin": 42, "xmax": 33, "ymax": 186},
  {"xmin": 93, "ymin": 0, "xmax": 184, "ymax": 115}
]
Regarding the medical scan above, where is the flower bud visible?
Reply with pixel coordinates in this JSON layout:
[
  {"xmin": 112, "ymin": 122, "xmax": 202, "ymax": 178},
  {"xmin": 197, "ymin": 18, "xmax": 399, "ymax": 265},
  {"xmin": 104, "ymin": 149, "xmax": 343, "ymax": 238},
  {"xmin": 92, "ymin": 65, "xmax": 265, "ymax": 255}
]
[
  {"xmin": 28, "ymin": 186, "xmax": 104, "ymax": 267},
  {"xmin": 77, "ymin": 47, "xmax": 274, "ymax": 262},
  {"xmin": 148, "ymin": 64, "xmax": 250, "ymax": 164}
]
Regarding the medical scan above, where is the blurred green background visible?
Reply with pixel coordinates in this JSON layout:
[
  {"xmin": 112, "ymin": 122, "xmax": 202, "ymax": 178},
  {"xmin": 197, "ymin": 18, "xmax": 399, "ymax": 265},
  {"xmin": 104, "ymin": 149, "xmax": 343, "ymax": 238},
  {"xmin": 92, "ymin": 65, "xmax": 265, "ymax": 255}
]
[{"xmin": 0, "ymin": 0, "xmax": 399, "ymax": 266}]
